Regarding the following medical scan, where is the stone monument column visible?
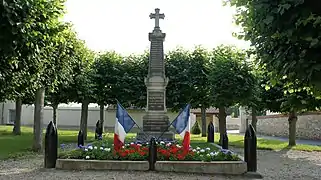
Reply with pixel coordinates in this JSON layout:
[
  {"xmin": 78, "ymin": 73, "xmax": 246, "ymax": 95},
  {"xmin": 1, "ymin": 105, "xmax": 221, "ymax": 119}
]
[{"xmin": 136, "ymin": 8, "xmax": 175, "ymax": 141}]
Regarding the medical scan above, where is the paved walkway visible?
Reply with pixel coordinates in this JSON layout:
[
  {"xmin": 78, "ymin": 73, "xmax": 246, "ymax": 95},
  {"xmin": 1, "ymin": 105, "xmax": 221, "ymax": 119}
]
[
  {"xmin": 2, "ymin": 149, "xmax": 321, "ymax": 179},
  {"xmin": 227, "ymin": 130, "xmax": 321, "ymax": 146}
]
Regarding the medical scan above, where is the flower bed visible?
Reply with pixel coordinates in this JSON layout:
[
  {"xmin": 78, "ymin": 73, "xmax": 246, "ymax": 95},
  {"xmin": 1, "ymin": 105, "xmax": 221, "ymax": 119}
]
[{"xmin": 58, "ymin": 140, "xmax": 240, "ymax": 162}]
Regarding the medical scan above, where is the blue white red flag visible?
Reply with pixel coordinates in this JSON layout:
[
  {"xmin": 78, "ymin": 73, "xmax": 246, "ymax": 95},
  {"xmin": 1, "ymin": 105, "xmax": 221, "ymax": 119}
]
[
  {"xmin": 114, "ymin": 102, "xmax": 136, "ymax": 150},
  {"xmin": 172, "ymin": 104, "xmax": 191, "ymax": 151}
]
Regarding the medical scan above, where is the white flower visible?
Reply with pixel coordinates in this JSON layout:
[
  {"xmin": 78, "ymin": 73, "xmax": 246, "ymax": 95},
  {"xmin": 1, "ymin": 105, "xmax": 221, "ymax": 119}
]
[
  {"xmin": 206, "ymin": 154, "xmax": 211, "ymax": 157},
  {"xmin": 94, "ymin": 146, "xmax": 98, "ymax": 150},
  {"xmin": 160, "ymin": 141, "xmax": 165, "ymax": 144},
  {"xmin": 88, "ymin": 146, "xmax": 93, "ymax": 150},
  {"xmin": 146, "ymin": 142, "xmax": 149, "ymax": 145},
  {"xmin": 100, "ymin": 147, "xmax": 104, "ymax": 150},
  {"xmin": 176, "ymin": 144, "xmax": 181, "ymax": 148},
  {"xmin": 192, "ymin": 149, "xmax": 197, "ymax": 152},
  {"xmin": 206, "ymin": 147, "xmax": 211, "ymax": 151},
  {"xmin": 200, "ymin": 149, "xmax": 205, "ymax": 153},
  {"xmin": 121, "ymin": 146, "xmax": 125, "ymax": 149},
  {"xmin": 166, "ymin": 143, "xmax": 171, "ymax": 147},
  {"xmin": 85, "ymin": 156, "xmax": 90, "ymax": 159},
  {"xmin": 196, "ymin": 147, "xmax": 201, "ymax": 150},
  {"xmin": 130, "ymin": 142, "xmax": 134, "ymax": 145},
  {"xmin": 197, "ymin": 151, "xmax": 200, "ymax": 154},
  {"xmin": 84, "ymin": 148, "xmax": 88, "ymax": 152},
  {"xmin": 125, "ymin": 144, "xmax": 129, "ymax": 146},
  {"xmin": 210, "ymin": 152, "xmax": 215, "ymax": 156},
  {"xmin": 104, "ymin": 148, "xmax": 111, "ymax": 152},
  {"xmin": 137, "ymin": 144, "xmax": 142, "ymax": 146}
]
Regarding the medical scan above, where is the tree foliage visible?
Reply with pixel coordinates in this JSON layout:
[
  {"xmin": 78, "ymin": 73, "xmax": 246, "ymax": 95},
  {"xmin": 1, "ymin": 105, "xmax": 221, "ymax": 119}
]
[
  {"xmin": 208, "ymin": 45, "xmax": 255, "ymax": 108},
  {"xmin": 92, "ymin": 51, "xmax": 123, "ymax": 106},
  {"xmin": 0, "ymin": 0, "xmax": 67, "ymax": 101},
  {"xmin": 120, "ymin": 53, "xmax": 148, "ymax": 108},
  {"xmin": 166, "ymin": 48, "xmax": 192, "ymax": 111},
  {"xmin": 227, "ymin": 0, "xmax": 321, "ymax": 92}
]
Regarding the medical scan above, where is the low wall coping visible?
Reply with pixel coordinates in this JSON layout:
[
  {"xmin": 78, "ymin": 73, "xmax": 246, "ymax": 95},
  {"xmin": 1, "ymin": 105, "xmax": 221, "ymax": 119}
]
[
  {"xmin": 257, "ymin": 111, "xmax": 321, "ymax": 119},
  {"xmin": 155, "ymin": 160, "xmax": 247, "ymax": 175},
  {"xmin": 56, "ymin": 159, "xmax": 149, "ymax": 171}
]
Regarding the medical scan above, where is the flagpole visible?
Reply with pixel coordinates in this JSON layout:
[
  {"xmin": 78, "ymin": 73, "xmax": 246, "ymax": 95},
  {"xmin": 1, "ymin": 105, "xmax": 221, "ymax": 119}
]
[
  {"xmin": 155, "ymin": 119, "xmax": 175, "ymax": 141},
  {"xmin": 156, "ymin": 103, "xmax": 190, "ymax": 141}
]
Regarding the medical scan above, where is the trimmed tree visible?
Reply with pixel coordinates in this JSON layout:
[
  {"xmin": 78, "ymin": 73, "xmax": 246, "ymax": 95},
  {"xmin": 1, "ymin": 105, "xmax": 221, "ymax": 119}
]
[
  {"xmin": 67, "ymin": 42, "xmax": 95, "ymax": 140},
  {"xmin": 166, "ymin": 47, "xmax": 212, "ymax": 136},
  {"xmin": 207, "ymin": 45, "xmax": 255, "ymax": 144},
  {"xmin": 91, "ymin": 51, "xmax": 123, "ymax": 129},
  {"xmin": 263, "ymin": 79, "xmax": 321, "ymax": 146}
]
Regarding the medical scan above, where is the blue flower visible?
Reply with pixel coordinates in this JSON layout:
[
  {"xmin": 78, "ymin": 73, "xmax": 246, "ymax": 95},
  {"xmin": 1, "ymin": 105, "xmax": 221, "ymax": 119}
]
[{"xmin": 220, "ymin": 149, "xmax": 232, "ymax": 155}]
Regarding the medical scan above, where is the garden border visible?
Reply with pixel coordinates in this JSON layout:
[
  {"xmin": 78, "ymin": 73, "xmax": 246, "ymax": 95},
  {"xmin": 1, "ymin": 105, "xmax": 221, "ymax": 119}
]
[{"xmin": 55, "ymin": 158, "xmax": 248, "ymax": 175}]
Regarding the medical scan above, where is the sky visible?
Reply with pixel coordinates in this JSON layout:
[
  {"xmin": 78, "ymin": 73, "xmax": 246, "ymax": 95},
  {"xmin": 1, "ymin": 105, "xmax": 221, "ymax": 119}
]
[{"xmin": 63, "ymin": 0, "xmax": 250, "ymax": 55}]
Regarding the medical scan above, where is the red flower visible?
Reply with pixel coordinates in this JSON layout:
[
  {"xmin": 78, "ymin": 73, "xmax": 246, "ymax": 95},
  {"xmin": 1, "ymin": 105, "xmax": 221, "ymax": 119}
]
[
  {"xmin": 119, "ymin": 152, "xmax": 127, "ymax": 157},
  {"xmin": 177, "ymin": 154, "xmax": 185, "ymax": 160},
  {"xmin": 170, "ymin": 147, "xmax": 179, "ymax": 154}
]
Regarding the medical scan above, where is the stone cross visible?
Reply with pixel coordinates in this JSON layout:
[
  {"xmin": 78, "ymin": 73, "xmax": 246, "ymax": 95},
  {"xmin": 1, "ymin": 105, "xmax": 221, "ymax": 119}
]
[{"xmin": 149, "ymin": 8, "xmax": 165, "ymax": 28}]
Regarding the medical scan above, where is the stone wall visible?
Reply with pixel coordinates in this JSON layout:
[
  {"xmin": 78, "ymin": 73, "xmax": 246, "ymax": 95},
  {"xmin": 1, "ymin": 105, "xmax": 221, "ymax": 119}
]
[{"xmin": 255, "ymin": 112, "xmax": 321, "ymax": 140}]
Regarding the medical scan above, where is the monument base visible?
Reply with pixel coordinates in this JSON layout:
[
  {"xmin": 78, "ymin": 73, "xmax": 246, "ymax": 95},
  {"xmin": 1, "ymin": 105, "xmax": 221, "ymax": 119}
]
[{"xmin": 136, "ymin": 131, "xmax": 175, "ymax": 142}]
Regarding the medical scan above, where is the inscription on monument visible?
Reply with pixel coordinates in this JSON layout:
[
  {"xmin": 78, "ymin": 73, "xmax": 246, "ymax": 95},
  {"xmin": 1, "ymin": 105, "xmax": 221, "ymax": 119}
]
[{"xmin": 148, "ymin": 92, "xmax": 164, "ymax": 110}]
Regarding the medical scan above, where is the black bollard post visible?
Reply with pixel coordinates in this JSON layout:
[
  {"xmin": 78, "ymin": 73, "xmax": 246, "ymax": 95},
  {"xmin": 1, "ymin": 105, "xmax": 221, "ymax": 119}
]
[
  {"xmin": 78, "ymin": 130, "xmax": 84, "ymax": 147},
  {"xmin": 148, "ymin": 137, "xmax": 157, "ymax": 171},
  {"xmin": 222, "ymin": 132, "xmax": 229, "ymax": 149},
  {"xmin": 244, "ymin": 124, "xmax": 257, "ymax": 172},
  {"xmin": 98, "ymin": 121, "xmax": 103, "ymax": 140},
  {"xmin": 95, "ymin": 120, "xmax": 99, "ymax": 140},
  {"xmin": 207, "ymin": 122, "xmax": 214, "ymax": 143},
  {"xmin": 95, "ymin": 120, "xmax": 103, "ymax": 140},
  {"xmin": 44, "ymin": 121, "xmax": 58, "ymax": 168}
]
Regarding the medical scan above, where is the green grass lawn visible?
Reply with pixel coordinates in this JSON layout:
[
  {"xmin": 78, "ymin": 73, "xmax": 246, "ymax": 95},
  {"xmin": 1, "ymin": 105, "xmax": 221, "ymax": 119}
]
[{"xmin": 1, "ymin": 125, "xmax": 321, "ymax": 160}]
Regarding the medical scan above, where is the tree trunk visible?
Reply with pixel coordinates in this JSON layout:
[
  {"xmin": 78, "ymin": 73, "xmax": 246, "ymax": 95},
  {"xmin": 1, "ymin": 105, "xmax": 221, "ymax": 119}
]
[
  {"xmin": 80, "ymin": 99, "xmax": 89, "ymax": 140},
  {"xmin": 13, "ymin": 99, "xmax": 22, "ymax": 135},
  {"xmin": 201, "ymin": 106, "xmax": 206, "ymax": 137},
  {"xmin": 99, "ymin": 103, "xmax": 104, "ymax": 133},
  {"xmin": 32, "ymin": 87, "xmax": 45, "ymax": 152},
  {"xmin": 1, "ymin": 103, "xmax": 4, "ymax": 124},
  {"xmin": 218, "ymin": 106, "xmax": 227, "ymax": 145},
  {"xmin": 288, "ymin": 111, "xmax": 297, "ymax": 146},
  {"xmin": 251, "ymin": 107, "xmax": 257, "ymax": 132},
  {"xmin": 53, "ymin": 103, "xmax": 58, "ymax": 126}
]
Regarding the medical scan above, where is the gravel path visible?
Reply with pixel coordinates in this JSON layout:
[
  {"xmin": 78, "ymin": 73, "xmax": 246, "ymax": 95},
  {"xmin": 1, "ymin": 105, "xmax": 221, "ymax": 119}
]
[{"xmin": 0, "ymin": 148, "xmax": 321, "ymax": 180}]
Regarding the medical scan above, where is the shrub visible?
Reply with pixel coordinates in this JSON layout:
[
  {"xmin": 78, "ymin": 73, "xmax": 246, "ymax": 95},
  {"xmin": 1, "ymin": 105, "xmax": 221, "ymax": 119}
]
[{"xmin": 191, "ymin": 120, "xmax": 201, "ymax": 134}]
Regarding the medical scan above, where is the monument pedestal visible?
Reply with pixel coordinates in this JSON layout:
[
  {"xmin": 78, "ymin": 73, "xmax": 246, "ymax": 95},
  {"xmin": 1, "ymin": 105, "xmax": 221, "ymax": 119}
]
[{"xmin": 136, "ymin": 131, "xmax": 175, "ymax": 142}]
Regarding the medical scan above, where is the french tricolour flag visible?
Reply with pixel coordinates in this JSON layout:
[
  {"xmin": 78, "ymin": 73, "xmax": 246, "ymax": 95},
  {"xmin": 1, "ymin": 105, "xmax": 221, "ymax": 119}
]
[
  {"xmin": 114, "ymin": 102, "xmax": 136, "ymax": 151},
  {"xmin": 172, "ymin": 104, "xmax": 191, "ymax": 151}
]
